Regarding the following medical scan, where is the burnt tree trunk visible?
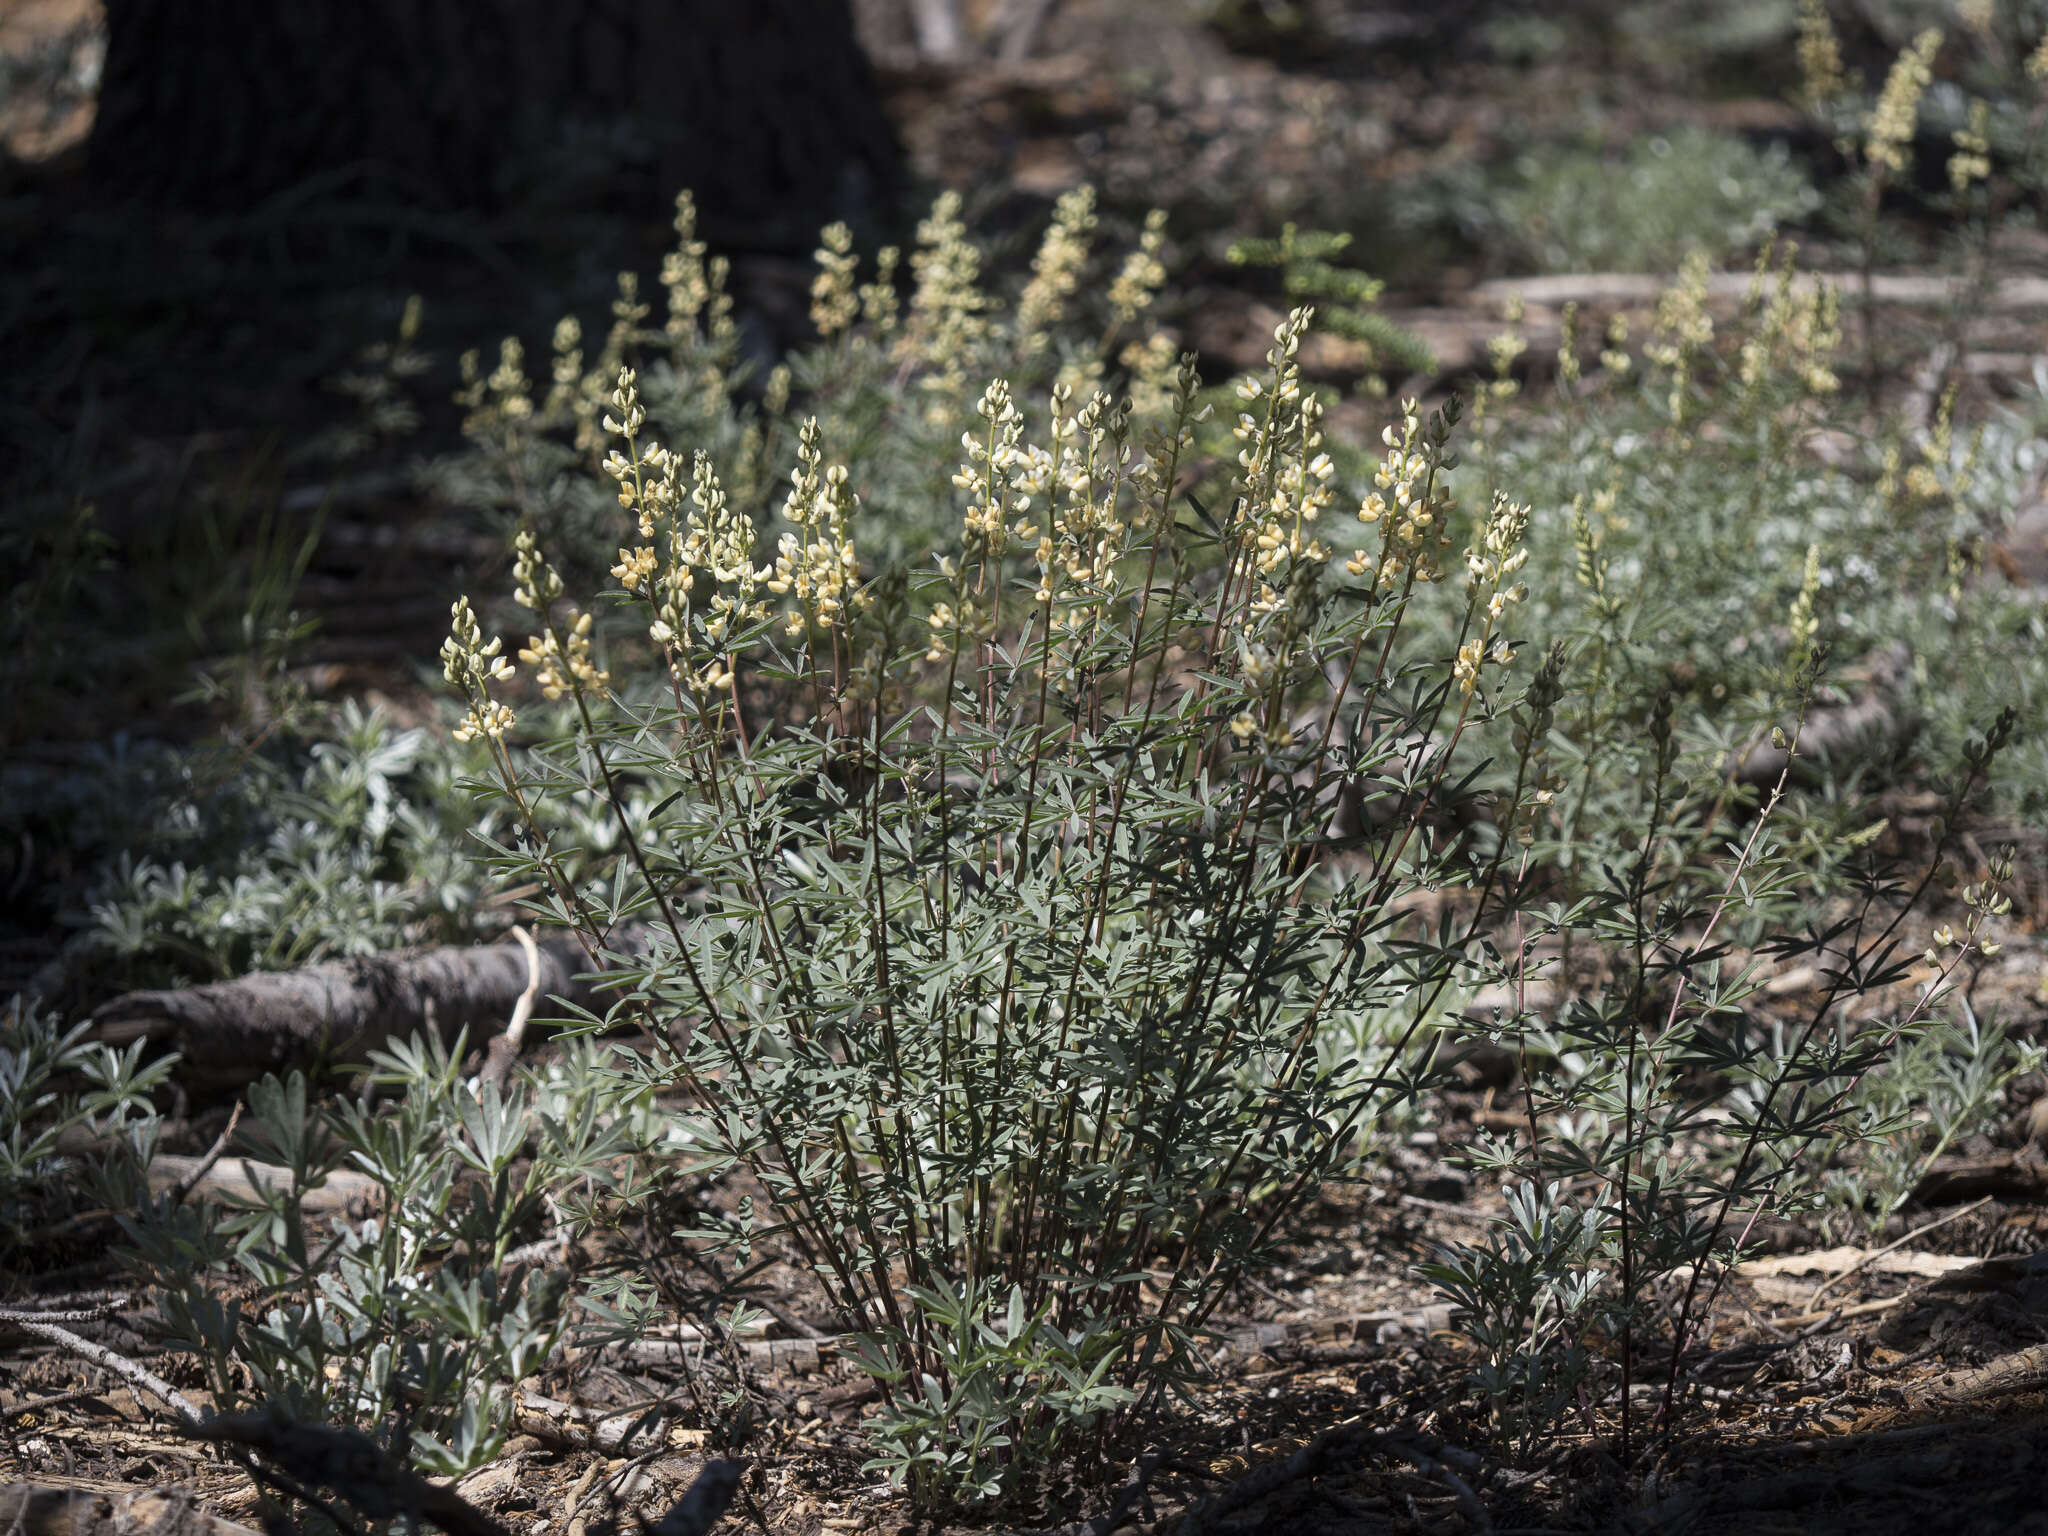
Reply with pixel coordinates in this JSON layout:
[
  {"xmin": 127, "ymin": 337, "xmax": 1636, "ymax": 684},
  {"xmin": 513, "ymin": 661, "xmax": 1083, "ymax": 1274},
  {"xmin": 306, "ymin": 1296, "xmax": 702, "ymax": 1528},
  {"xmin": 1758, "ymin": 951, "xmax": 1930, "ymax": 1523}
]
[{"xmin": 90, "ymin": 0, "xmax": 899, "ymax": 240}]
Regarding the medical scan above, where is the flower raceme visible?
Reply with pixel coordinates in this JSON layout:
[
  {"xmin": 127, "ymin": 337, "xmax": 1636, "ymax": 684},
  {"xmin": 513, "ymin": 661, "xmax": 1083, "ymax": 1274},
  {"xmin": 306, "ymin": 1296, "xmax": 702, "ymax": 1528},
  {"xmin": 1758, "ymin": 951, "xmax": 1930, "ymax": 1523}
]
[{"xmin": 440, "ymin": 596, "xmax": 516, "ymax": 742}]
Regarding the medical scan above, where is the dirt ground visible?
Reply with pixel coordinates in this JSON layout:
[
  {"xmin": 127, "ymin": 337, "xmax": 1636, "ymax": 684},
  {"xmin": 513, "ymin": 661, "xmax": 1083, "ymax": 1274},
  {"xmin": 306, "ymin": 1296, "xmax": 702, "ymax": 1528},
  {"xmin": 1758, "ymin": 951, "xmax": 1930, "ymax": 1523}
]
[{"xmin": 9, "ymin": 1115, "xmax": 2048, "ymax": 1534}]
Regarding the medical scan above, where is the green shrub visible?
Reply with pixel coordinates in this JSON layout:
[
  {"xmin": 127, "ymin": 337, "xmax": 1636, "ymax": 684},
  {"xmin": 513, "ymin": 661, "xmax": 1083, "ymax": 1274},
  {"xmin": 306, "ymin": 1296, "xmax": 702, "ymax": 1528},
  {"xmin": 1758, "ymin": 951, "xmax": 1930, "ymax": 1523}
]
[
  {"xmin": 68, "ymin": 702, "xmax": 491, "ymax": 993},
  {"xmin": 444, "ymin": 304, "xmax": 1550, "ymax": 1504},
  {"xmin": 427, "ymin": 183, "xmax": 2028, "ymax": 1494},
  {"xmin": 0, "ymin": 1001, "xmax": 175, "ymax": 1255},
  {"xmin": 1378, "ymin": 128, "xmax": 1818, "ymax": 279},
  {"xmin": 1500, "ymin": 129, "xmax": 1820, "ymax": 275},
  {"xmin": 99, "ymin": 1032, "xmax": 625, "ymax": 1476}
]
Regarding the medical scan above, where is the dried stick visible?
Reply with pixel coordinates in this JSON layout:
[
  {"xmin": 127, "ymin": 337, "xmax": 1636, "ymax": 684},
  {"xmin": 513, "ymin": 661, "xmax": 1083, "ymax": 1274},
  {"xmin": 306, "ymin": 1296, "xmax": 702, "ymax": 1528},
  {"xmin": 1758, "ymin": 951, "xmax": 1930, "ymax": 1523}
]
[
  {"xmin": 479, "ymin": 925, "xmax": 543, "ymax": 1090},
  {"xmin": 0, "ymin": 1385, "xmax": 111, "ymax": 1421},
  {"xmin": 164, "ymin": 1102, "xmax": 245, "ymax": 1207},
  {"xmin": 1911, "ymin": 1341, "xmax": 2048, "ymax": 1405},
  {"xmin": 0, "ymin": 1305, "xmax": 124, "ymax": 1326},
  {"xmin": 2, "ymin": 1317, "xmax": 204, "ymax": 1428},
  {"xmin": 1806, "ymin": 1196, "xmax": 1992, "ymax": 1310}
]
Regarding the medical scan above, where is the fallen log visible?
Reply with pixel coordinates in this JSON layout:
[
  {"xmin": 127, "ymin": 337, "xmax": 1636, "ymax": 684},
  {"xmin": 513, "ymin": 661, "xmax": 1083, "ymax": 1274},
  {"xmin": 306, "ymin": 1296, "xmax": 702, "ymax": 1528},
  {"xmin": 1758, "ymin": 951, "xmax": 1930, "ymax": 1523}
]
[
  {"xmin": 88, "ymin": 931, "xmax": 627, "ymax": 1093},
  {"xmin": 1911, "ymin": 1150, "xmax": 2048, "ymax": 1205},
  {"xmin": 1470, "ymin": 270, "xmax": 2048, "ymax": 311},
  {"xmin": 1910, "ymin": 1341, "xmax": 2048, "ymax": 1405},
  {"xmin": 145, "ymin": 1154, "xmax": 381, "ymax": 1215}
]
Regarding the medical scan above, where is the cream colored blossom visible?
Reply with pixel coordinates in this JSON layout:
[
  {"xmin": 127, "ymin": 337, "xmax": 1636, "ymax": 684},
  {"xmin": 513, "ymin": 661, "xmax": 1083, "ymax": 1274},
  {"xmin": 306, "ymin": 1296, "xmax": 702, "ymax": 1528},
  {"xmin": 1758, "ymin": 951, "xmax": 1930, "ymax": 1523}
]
[
  {"xmin": 811, "ymin": 221, "xmax": 860, "ymax": 341},
  {"xmin": 612, "ymin": 546, "xmax": 657, "ymax": 591},
  {"xmin": 659, "ymin": 450, "xmax": 771, "ymax": 674},
  {"xmin": 1119, "ymin": 329, "xmax": 1179, "ymax": 417},
  {"xmin": 860, "ymin": 245, "xmax": 901, "ymax": 336},
  {"xmin": 1867, "ymin": 29, "xmax": 1942, "ymax": 175},
  {"xmin": 1949, "ymin": 98, "xmax": 1990, "ymax": 192},
  {"xmin": 1453, "ymin": 639, "xmax": 1485, "ymax": 697},
  {"xmin": 543, "ymin": 315, "xmax": 583, "ymax": 421},
  {"xmin": 662, "ymin": 190, "xmax": 710, "ymax": 338},
  {"xmin": 1108, "ymin": 208, "xmax": 1169, "ymax": 326},
  {"xmin": 1224, "ymin": 309, "xmax": 1338, "ymax": 621},
  {"xmin": 1016, "ymin": 184, "xmax": 1097, "ymax": 356},
  {"xmin": 953, "ymin": 379, "xmax": 1037, "ymax": 562},
  {"xmin": 487, "ymin": 338, "xmax": 533, "ymax": 421},
  {"xmin": 1557, "ymin": 301, "xmax": 1581, "ymax": 389},
  {"xmin": 1647, "ymin": 251, "xmax": 1715, "ymax": 424},
  {"xmin": 902, "ymin": 192, "xmax": 994, "ymax": 420},
  {"xmin": 519, "ymin": 608, "xmax": 609, "ymax": 701},
  {"xmin": 1448, "ymin": 492, "xmax": 1532, "ymax": 698},
  {"xmin": 441, "ymin": 596, "xmax": 517, "ymax": 741},
  {"xmin": 1796, "ymin": 0, "xmax": 1846, "ymax": 111},
  {"xmin": 512, "ymin": 528, "xmax": 564, "ymax": 612},
  {"xmin": 771, "ymin": 418, "xmax": 866, "ymax": 634},
  {"xmin": 1787, "ymin": 542, "xmax": 1821, "ymax": 679},
  {"xmin": 1600, "ymin": 312, "xmax": 1632, "ymax": 376},
  {"xmin": 1347, "ymin": 399, "xmax": 1451, "ymax": 588},
  {"xmin": 1737, "ymin": 253, "xmax": 1841, "ymax": 399}
]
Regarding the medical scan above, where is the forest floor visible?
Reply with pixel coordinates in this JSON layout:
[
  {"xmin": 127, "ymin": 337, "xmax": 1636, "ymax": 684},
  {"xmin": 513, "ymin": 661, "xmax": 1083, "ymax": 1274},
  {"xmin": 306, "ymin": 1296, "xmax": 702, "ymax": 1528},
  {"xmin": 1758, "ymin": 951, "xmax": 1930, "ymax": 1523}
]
[
  {"xmin": 4, "ymin": 3, "xmax": 2048, "ymax": 1533},
  {"xmin": 10, "ymin": 1125, "xmax": 2048, "ymax": 1535}
]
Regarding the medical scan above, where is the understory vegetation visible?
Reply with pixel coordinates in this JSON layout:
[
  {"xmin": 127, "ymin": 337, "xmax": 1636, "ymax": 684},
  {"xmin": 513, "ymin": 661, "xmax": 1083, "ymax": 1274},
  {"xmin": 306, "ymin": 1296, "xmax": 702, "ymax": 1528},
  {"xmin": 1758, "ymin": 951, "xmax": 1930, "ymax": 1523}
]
[{"xmin": 6, "ymin": 4, "xmax": 2048, "ymax": 1529}]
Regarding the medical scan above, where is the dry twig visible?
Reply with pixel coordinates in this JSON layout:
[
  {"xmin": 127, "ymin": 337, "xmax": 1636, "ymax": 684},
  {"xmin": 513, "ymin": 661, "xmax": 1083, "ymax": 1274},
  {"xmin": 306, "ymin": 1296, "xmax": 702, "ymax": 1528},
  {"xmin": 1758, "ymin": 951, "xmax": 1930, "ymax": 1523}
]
[
  {"xmin": 0, "ymin": 1317, "xmax": 203, "ymax": 1429},
  {"xmin": 1805, "ymin": 1197, "xmax": 1991, "ymax": 1310},
  {"xmin": 478, "ymin": 925, "xmax": 542, "ymax": 1091},
  {"xmin": 162, "ymin": 1104, "xmax": 244, "ymax": 1208}
]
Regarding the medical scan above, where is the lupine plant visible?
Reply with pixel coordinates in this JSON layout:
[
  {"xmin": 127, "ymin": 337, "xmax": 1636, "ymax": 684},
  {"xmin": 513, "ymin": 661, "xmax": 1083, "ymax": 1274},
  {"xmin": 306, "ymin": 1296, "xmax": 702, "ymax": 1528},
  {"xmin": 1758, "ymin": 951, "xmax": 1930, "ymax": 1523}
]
[
  {"xmin": 436, "ymin": 259, "xmax": 1584, "ymax": 1502},
  {"xmin": 419, "ymin": 164, "xmax": 2039, "ymax": 1495},
  {"xmin": 93, "ymin": 1030, "xmax": 628, "ymax": 1476},
  {"xmin": 0, "ymin": 1002, "xmax": 177, "ymax": 1254}
]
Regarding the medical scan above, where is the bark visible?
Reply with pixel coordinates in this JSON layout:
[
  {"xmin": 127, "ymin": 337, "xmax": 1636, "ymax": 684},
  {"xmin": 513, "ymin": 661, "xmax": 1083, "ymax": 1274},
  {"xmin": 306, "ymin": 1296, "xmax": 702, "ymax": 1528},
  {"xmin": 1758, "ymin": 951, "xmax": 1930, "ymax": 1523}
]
[
  {"xmin": 89, "ymin": 932, "xmax": 629, "ymax": 1093},
  {"xmin": 90, "ymin": 0, "xmax": 899, "ymax": 239},
  {"xmin": 1910, "ymin": 1149, "xmax": 2048, "ymax": 1205},
  {"xmin": 1910, "ymin": 1341, "xmax": 2048, "ymax": 1405}
]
